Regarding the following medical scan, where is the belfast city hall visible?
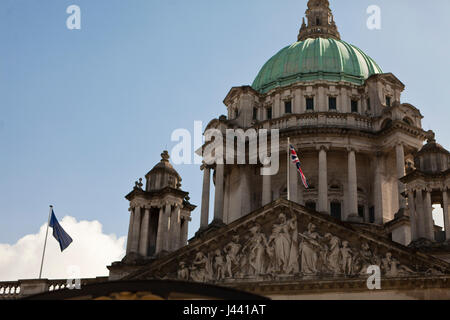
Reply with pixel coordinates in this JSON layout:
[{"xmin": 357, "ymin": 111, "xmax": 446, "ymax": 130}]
[{"xmin": 2, "ymin": 0, "xmax": 450, "ymax": 300}]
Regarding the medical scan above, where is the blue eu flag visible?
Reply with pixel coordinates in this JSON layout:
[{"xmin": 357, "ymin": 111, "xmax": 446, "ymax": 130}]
[{"xmin": 49, "ymin": 210, "xmax": 73, "ymax": 252}]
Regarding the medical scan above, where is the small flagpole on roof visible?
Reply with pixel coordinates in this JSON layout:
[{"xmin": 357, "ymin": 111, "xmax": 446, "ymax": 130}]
[
  {"xmin": 287, "ymin": 137, "xmax": 290, "ymax": 201},
  {"xmin": 39, "ymin": 205, "xmax": 53, "ymax": 279}
]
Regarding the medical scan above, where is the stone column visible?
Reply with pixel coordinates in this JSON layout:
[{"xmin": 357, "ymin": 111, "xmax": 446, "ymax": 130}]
[
  {"xmin": 395, "ymin": 144, "xmax": 406, "ymax": 209},
  {"xmin": 347, "ymin": 148, "xmax": 358, "ymax": 218},
  {"xmin": 274, "ymin": 94, "xmax": 281, "ymax": 117},
  {"xmin": 200, "ymin": 165, "xmax": 211, "ymax": 230},
  {"xmin": 126, "ymin": 208, "xmax": 134, "ymax": 254},
  {"xmin": 170, "ymin": 206, "xmax": 181, "ymax": 251},
  {"xmin": 424, "ymin": 191, "xmax": 435, "ymax": 241},
  {"xmin": 155, "ymin": 206, "xmax": 165, "ymax": 254},
  {"xmin": 443, "ymin": 189, "xmax": 450, "ymax": 241},
  {"xmin": 294, "ymin": 89, "xmax": 301, "ymax": 113},
  {"xmin": 164, "ymin": 203, "xmax": 172, "ymax": 251},
  {"xmin": 262, "ymin": 168, "xmax": 272, "ymax": 206},
  {"xmin": 139, "ymin": 208, "xmax": 150, "ymax": 256},
  {"xmin": 373, "ymin": 153, "xmax": 384, "ymax": 224},
  {"xmin": 407, "ymin": 190, "xmax": 418, "ymax": 241},
  {"xmin": 131, "ymin": 206, "xmax": 142, "ymax": 253},
  {"xmin": 318, "ymin": 146, "xmax": 328, "ymax": 213},
  {"xmin": 415, "ymin": 190, "xmax": 425, "ymax": 238},
  {"xmin": 213, "ymin": 164, "xmax": 225, "ymax": 223},
  {"xmin": 180, "ymin": 217, "xmax": 189, "ymax": 248}
]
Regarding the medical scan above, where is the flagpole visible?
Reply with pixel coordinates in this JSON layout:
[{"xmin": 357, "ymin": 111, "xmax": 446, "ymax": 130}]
[
  {"xmin": 39, "ymin": 205, "xmax": 53, "ymax": 279},
  {"xmin": 287, "ymin": 137, "xmax": 290, "ymax": 201}
]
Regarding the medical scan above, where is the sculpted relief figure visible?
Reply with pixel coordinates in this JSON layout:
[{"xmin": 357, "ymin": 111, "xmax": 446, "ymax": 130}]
[
  {"xmin": 224, "ymin": 235, "xmax": 241, "ymax": 278},
  {"xmin": 267, "ymin": 214, "xmax": 298, "ymax": 274},
  {"xmin": 324, "ymin": 233, "xmax": 342, "ymax": 275},
  {"xmin": 177, "ymin": 261, "xmax": 189, "ymax": 281},
  {"xmin": 354, "ymin": 242, "xmax": 380, "ymax": 275},
  {"xmin": 341, "ymin": 241, "xmax": 354, "ymax": 275},
  {"xmin": 299, "ymin": 223, "xmax": 323, "ymax": 275},
  {"xmin": 213, "ymin": 249, "xmax": 226, "ymax": 281},
  {"xmin": 381, "ymin": 252, "xmax": 414, "ymax": 277},
  {"xmin": 244, "ymin": 224, "xmax": 268, "ymax": 276},
  {"xmin": 190, "ymin": 252, "xmax": 213, "ymax": 283}
]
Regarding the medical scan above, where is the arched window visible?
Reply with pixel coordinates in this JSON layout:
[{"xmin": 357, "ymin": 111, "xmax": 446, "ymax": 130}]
[
  {"xmin": 403, "ymin": 117, "xmax": 413, "ymax": 126},
  {"xmin": 381, "ymin": 119, "xmax": 393, "ymax": 130}
]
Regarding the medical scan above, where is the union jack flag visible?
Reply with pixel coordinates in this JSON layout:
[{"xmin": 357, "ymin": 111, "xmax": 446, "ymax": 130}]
[{"xmin": 290, "ymin": 145, "xmax": 309, "ymax": 189}]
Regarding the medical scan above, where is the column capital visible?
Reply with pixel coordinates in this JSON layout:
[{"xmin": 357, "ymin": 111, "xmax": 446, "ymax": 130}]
[
  {"xmin": 346, "ymin": 146, "xmax": 357, "ymax": 153},
  {"xmin": 316, "ymin": 144, "xmax": 330, "ymax": 152},
  {"xmin": 200, "ymin": 162, "xmax": 213, "ymax": 171}
]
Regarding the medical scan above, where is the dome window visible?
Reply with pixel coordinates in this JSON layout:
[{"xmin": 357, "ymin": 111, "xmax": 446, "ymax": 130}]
[
  {"xmin": 386, "ymin": 96, "xmax": 391, "ymax": 107},
  {"xmin": 367, "ymin": 98, "xmax": 371, "ymax": 111},
  {"xmin": 306, "ymin": 97, "xmax": 314, "ymax": 111},
  {"xmin": 328, "ymin": 97, "xmax": 337, "ymax": 110},
  {"xmin": 252, "ymin": 107, "xmax": 258, "ymax": 120},
  {"xmin": 351, "ymin": 100, "xmax": 359, "ymax": 113},
  {"xmin": 284, "ymin": 100, "xmax": 292, "ymax": 114},
  {"xmin": 266, "ymin": 107, "xmax": 272, "ymax": 120}
]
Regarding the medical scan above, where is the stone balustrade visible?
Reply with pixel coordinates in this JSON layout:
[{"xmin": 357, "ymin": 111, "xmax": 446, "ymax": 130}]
[
  {"xmin": 255, "ymin": 112, "xmax": 374, "ymax": 132},
  {"xmin": 0, "ymin": 281, "xmax": 21, "ymax": 300},
  {"xmin": 0, "ymin": 277, "xmax": 108, "ymax": 300}
]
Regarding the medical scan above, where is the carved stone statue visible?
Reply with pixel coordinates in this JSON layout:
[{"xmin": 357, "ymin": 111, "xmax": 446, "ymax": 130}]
[
  {"xmin": 177, "ymin": 262, "xmax": 189, "ymax": 281},
  {"xmin": 190, "ymin": 252, "xmax": 213, "ymax": 282},
  {"xmin": 324, "ymin": 233, "xmax": 341, "ymax": 275},
  {"xmin": 299, "ymin": 223, "xmax": 322, "ymax": 275},
  {"xmin": 382, "ymin": 252, "xmax": 414, "ymax": 277},
  {"xmin": 286, "ymin": 215, "xmax": 300, "ymax": 274},
  {"xmin": 224, "ymin": 235, "xmax": 241, "ymax": 278},
  {"xmin": 267, "ymin": 214, "xmax": 292, "ymax": 273},
  {"xmin": 341, "ymin": 241, "xmax": 353, "ymax": 275},
  {"xmin": 354, "ymin": 242, "xmax": 378, "ymax": 275},
  {"xmin": 213, "ymin": 249, "xmax": 226, "ymax": 281},
  {"xmin": 244, "ymin": 224, "xmax": 267, "ymax": 276}
]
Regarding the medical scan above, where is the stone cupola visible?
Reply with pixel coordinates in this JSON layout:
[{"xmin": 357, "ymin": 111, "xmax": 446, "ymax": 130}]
[
  {"xmin": 298, "ymin": 0, "xmax": 341, "ymax": 41},
  {"xmin": 414, "ymin": 131, "xmax": 450, "ymax": 174},
  {"xmin": 145, "ymin": 151, "xmax": 182, "ymax": 191}
]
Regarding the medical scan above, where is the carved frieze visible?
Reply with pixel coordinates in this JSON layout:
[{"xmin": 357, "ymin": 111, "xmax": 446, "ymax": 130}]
[{"xmin": 131, "ymin": 201, "xmax": 449, "ymax": 284}]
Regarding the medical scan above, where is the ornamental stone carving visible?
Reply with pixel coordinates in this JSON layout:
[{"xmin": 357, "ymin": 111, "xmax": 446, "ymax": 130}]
[{"xmin": 172, "ymin": 211, "xmax": 425, "ymax": 283}]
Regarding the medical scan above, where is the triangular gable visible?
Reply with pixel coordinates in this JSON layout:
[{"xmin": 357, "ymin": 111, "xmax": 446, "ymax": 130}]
[{"xmin": 125, "ymin": 199, "xmax": 450, "ymax": 284}]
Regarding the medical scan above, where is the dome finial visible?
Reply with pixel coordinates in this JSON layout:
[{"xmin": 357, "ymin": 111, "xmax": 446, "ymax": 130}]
[
  {"xmin": 298, "ymin": 0, "xmax": 340, "ymax": 41},
  {"xmin": 161, "ymin": 150, "xmax": 170, "ymax": 162}
]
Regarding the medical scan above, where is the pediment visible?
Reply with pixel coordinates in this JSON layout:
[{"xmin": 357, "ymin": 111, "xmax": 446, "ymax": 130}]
[{"xmin": 126, "ymin": 199, "xmax": 450, "ymax": 284}]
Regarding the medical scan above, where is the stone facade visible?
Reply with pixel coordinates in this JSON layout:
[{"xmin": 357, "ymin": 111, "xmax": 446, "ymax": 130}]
[
  {"xmin": 109, "ymin": 0, "xmax": 450, "ymax": 299},
  {"xmin": 2, "ymin": 0, "xmax": 449, "ymax": 300}
]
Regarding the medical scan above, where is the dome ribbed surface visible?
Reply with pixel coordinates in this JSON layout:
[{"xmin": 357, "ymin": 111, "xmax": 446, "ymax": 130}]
[{"xmin": 252, "ymin": 38, "xmax": 382, "ymax": 93}]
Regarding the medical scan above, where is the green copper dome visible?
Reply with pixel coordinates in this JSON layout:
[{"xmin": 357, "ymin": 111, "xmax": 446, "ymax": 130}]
[{"xmin": 252, "ymin": 38, "xmax": 383, "ymax": 93}]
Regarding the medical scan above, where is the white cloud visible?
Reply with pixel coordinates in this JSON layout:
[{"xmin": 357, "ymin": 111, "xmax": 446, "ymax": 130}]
[{"xmin": 0, "ymin": 216, "xmax": 126, "ymax": 281}]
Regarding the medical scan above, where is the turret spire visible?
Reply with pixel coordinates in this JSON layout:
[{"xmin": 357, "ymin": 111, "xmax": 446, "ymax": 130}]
[{"xmin": 298, "ymin": 0, "xmax": 340, "ymax": 41}]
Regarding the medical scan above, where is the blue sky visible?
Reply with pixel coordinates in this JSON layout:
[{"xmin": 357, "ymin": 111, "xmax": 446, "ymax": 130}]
[{"xmin": 1, "ymin": 0, "xmax": 449, "ymax": 245}]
